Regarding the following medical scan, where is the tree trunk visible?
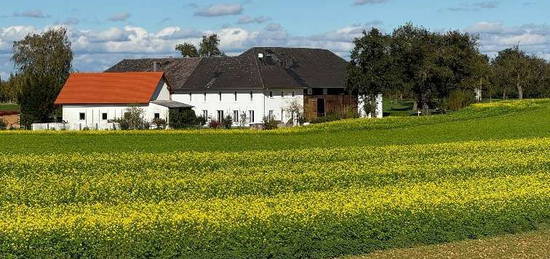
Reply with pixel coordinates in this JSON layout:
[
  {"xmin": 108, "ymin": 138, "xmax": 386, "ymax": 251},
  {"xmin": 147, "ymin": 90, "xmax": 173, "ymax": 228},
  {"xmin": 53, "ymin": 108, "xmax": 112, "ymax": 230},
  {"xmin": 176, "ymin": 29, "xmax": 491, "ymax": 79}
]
[
  {"xmin": 516, "ymin": 73, "xmax": 523, "ymax": 99},
  {"xmin": 502, "ymin": 89, "xmax": 507, "ymax": 100},
  {"xmin": 475, "ymin": 78, "xmax": 483, "ymax": 102}
]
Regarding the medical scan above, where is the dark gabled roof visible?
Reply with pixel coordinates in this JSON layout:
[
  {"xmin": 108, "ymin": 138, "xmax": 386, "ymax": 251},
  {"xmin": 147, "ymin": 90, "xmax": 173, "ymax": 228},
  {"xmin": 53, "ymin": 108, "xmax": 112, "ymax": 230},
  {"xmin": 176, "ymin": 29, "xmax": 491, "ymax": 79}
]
[
  {"xmin": 181, "ymin": 55, "xmax": 264, "ymax": 91},
  {"xmin": 241, "ymin": 47, "xmax": 348, "ymax": 89},
  {"xmin": 105, "ymin": 47, "xmax": 347, "ymax": 92},
  {"xmin": 106, "ymin": 58, "xmax": 201, "ymax": 90}
]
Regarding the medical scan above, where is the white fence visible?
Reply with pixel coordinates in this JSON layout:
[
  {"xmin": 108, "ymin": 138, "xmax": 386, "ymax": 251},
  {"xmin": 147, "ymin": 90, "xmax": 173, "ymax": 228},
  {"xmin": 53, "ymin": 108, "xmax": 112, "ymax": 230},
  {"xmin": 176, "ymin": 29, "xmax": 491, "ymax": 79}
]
[{"xmin": 32, "ymin": 122, "xmax": 120, "ymax": 131}]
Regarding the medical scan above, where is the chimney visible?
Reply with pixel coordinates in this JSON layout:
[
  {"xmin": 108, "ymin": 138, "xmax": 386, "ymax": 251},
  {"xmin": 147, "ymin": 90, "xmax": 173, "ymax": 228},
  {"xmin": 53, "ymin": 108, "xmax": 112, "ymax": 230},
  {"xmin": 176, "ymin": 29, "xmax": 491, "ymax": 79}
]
[{"xmin": 153, "ymin": 62, "xmax": 159, "ymax": 72}]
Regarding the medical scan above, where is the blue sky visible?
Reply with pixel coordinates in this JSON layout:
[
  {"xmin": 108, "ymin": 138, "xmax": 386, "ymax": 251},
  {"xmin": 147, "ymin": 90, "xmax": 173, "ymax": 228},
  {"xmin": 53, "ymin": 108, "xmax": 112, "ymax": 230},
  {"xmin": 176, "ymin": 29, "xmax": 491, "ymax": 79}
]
[{"xmin": 0, "ymin": 0, "xmax": 549, "ymax": 78}]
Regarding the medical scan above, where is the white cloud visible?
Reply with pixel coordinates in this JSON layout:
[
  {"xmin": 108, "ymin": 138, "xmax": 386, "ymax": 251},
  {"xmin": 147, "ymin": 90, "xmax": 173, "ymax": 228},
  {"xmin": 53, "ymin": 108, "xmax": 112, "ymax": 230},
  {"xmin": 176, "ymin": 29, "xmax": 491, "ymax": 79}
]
[
  {"xmin": 108, "ymin": 12, "xmax": 131, "ymax": 22},
  {"xmin": 237, "ymin": 16, "xmax": 271, "ymax": 24},
  {"xmin": 354, "ymin": 0, "xmax": 389, "ymax": 6},
  {"xmin": 194, "ymin": 3, "xmax": 243, "ymax": 17},
  {"xmin": 465, "ymin": 22, "xmax": 550, "ymax": 57},
  {"xmin": 13, "ymin": 9, "xmax": 50, "ymax": 18},
  {"xmin": 1, "ymin": 21, "xmax": 550, "ymax": 77}
]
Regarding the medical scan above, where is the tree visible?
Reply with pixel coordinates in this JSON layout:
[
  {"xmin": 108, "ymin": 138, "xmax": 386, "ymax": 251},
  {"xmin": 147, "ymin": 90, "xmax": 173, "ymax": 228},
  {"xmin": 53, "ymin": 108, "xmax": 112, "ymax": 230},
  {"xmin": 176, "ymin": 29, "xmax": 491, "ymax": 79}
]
[
  {"xmin": 12, "ymin": 28, "xmax": 72, "ymax": 128},
  {"xmin": 492, "ymin": 47, "xmax": 530, "ymax": 99},
  {"xmin": 175, "ymin": 34, "xmax": 224, "ymax": 58},
  {"xmin": 346, "ymin": 28, "xmax": 394, "ymax": 116},
  {"xmin": 199, "ymin": 34, "xmax": 223, "ymax": 57},
  {"xmin": 175, "ymin": 43, "xmax": 199, "ymax": 58}
]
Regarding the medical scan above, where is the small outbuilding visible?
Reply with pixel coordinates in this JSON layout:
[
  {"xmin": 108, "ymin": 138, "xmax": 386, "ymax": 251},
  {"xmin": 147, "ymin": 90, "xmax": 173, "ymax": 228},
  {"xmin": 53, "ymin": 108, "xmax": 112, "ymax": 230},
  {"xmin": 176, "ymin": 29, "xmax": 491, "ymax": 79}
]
[{"xmin": 54, "ymin": 72, "xmax": 191, "ymax": 130}]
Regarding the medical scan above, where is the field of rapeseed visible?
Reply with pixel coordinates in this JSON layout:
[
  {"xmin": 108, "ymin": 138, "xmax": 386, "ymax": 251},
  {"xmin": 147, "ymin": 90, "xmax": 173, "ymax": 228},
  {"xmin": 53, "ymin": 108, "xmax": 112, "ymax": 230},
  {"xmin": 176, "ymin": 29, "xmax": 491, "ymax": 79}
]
[{"xmin": 0, "ymin": 99, "xmax": 549, "ymax": 258}]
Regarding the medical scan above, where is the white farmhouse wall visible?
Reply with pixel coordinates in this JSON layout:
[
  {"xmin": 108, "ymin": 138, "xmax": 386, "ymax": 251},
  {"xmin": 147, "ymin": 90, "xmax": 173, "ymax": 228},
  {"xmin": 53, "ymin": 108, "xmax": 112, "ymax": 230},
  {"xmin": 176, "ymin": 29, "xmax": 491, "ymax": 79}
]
[
  {"xmin": 172, "ymin": 89, "xmax": 303, "ymax": 126},
  {"xmin": 264, "ymin": 89, "xmax": 304, "ymax": 123},
  {"xmin": 151, "ymin": 81, "xmax": 171, "ymax": 101},
  {"xmin": 61, "ymin": 104, "xmax": 169, "ymax": 130}
]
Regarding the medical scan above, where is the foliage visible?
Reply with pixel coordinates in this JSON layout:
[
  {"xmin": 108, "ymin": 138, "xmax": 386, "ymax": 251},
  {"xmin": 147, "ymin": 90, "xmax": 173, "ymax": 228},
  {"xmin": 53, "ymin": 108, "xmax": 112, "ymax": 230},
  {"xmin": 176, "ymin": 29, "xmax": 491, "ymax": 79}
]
[
  {"xmin": 196, "ymin": 115, "xmax": 207, "ymax": 126},
  {"xmin": 262, "ymin": 116, "xmax": 278, "ymax": 130},
  {"xmin": 11, "ymin": 28, "xmax": 72, "ymax": 128},
  {"xmin": 111, "ymin": 106, "xmax": 150, "ymax": 130},
  {"xmin": 346, "ymin": 23, "xmax": 550, "ymax": 112},
  {"xmin": 284, "ymin": 100, "xmax": 305, "ymax": 125},
  {"xmin": 169, "ymin": 109, "xmax": 199, "ymax": 129},
  {"xmin": 0, "ymin": 100, "xmax": 549, "ymax": 257},
  {"xmin": 199, "ymin": 34, "xmax": 224, "ymax": 57},
  {"xmin": 175, "ymin": 43, "xmax": 199, "ymax": 57},
  {"xmin": 175, "ymin": 34, "xmax": 224, "ymax": 58},
  {"xmin": 447, "ymin": 90, "xmax": 474, "ymax": 111},
  {"xmin": 0, "ymin": 119, "xmax": 6, "ymax": 130},
  {"xmin": 208, "ymin": 120, "xmax": 222, "ymax": 129},
  {"xmin": 347, "ymin": 28, "xmax": 394, "ymax": 102},
  {"xmin": 222, "ymin": 115, "xmax": 233, "ymax": 129},
  {"xmin": 152, "ymin": 118, "xmax": 167, "ymax": 130}
]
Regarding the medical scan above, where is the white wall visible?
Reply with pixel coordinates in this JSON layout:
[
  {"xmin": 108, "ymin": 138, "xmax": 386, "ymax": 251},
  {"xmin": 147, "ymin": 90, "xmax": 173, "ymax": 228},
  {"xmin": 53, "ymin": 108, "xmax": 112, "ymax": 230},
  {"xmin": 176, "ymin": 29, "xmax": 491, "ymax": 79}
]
[
  {"xmin": 151, "ymin": 81, "xmax": 171, "ymax": 101},
  {"xmin": 172, "ymin": 89, "xmax": 303, "ymax": 126},
  {"xmin": 61, "ymin": 104, "xmax": 169, "ymax": 130},
  {"xmin": 265, "ymin": 89, "xmax": 304, "ymax": 123}
]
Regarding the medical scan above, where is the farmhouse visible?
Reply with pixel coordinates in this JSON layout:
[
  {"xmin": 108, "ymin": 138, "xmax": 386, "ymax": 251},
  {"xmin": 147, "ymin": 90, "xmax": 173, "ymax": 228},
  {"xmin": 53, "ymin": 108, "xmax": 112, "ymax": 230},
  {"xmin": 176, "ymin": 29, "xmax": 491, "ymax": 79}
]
[
  {"xmin": 107, "ymin": 47, "xmax": 358, "ymax": 123},
  {"xmin": 55, "ymin": 47, "xmax": 368, "ymax": 129},
  {"xmin": 54, "ymin": 72, "xmax": 192, "ymax": 130}
]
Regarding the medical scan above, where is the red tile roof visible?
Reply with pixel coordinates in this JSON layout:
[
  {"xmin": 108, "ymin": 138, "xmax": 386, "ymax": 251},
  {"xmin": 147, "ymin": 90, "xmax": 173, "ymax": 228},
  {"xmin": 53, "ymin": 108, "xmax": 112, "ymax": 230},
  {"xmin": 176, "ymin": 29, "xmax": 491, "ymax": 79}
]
[{"xmin": 55, "ymin": 72, "xmax": 165, "ymax": 105}]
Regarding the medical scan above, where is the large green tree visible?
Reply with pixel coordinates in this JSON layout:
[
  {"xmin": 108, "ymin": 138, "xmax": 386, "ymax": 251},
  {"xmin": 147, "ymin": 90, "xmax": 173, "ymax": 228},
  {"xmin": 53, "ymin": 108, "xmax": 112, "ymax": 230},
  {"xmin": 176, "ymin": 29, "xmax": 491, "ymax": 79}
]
[
  {"xmin": 12, "ymin": 28, "xmax": 73, "ymax": 128},
  {"xmin": 346, "ymin": 28, "xmax": 394, "ymax": 114}
]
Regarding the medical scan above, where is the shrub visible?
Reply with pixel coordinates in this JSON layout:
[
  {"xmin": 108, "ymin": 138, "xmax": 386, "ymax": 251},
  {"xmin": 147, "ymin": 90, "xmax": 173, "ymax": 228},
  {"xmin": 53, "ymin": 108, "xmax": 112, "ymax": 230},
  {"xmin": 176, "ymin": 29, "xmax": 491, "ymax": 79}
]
[
  {"xmin": 111, "ymin": 106, "xmax": 150, "ymax": 130},
  {"xmin": 208, "ymin": 120, "xmax": 222, "ymax": 129},
  {"xmin": 169, "ymin": 109, "xmax": 198, "ymax": 129},
  {"xmin": 0, "ymin": 119, "xmax": 6, "ymax": 130},
  {"xmin": 152, "ymin": 118, "xmax": 167, "ymax": 130},
  {"xmin": 222, "ymin": 115, "xmax": 233, "ymax": 129},
  {"xmin": 310, "ymin": 113, "xmax": 342, "ymax": 124},
  {"xmin": 262, "ymin": 116, "xmax": 278, "ymax": 130},
  {"xmin": 448, "ymin": 90, "xmax": 475, "ymax": 111},
  {"xmin": 196, "ymin": 116, "xmax": 207, "ymax": 126}
]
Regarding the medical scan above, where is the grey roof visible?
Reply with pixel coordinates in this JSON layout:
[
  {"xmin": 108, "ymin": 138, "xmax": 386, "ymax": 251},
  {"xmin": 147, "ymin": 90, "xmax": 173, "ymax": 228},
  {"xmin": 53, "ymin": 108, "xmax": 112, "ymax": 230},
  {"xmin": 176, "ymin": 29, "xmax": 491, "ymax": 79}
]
[
  {"xmin": 151, "ymin": 100, "xmax": 193, "ymax": 108},
  {"xmin": 106, "ymin": 47, "xmax": 348, "ymax": 92},
  {"xmin": 106, "ymin": 58, "xmax": 201, "ymax": 90}
]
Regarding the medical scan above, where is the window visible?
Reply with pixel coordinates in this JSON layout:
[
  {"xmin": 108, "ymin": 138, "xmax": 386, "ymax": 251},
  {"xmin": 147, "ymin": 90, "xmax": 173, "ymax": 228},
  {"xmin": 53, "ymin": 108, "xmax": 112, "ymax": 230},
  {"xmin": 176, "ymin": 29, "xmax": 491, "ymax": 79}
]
[
  {"xmin": 249, "ymin": 110, "xmax": 255, "ymax": 123},
  {"xmin": 154, "ymin": 113, "xmax": 160, "ymax": 120},
  {"xmin": 102, "ymin": 113, "xmax": 108, "ymax": 121},
  {"xmin": 79, "ymin": 112, "xmax": 85, "ymax": 121},
  {"xmin": 234, "ymin": 91, "xmax": 238, "ymax": 101},
  {"xmin": 189, "ymin": 93, "xmax": 192, "ymax": 101},
  {"xmin": 292, "ymin": 91, "xmax": 295, "ymax": 97},
  {"xmin": 281, "ymin": 91, "xmax": 284, "ymax": 97},
  {"xmin": 204, "ymin": 92, "xmax": 207, "ymax": 102},
  {"xmin": 233, "ymin": 110, "xmax": 239, "ymax": 122},
  {"xmin": 219, "ymin": 91, "xmax": 222, "ymax": 101},
  {"xmin": 202, "ymin": 110, "xmax": 208, "ymax": 119},
  {"xmin": 269, "ymin": 91, "xmax": 273, "ymax": 98},
  {"xmin": 268, "ymin": 110, "xmax": 274, "ymax": 119},
  {"xmin": 217, "ymin": 110, "xmax": 224, "ymax": 122},
  {"xmin": 250, "ymin": 91, "xmax": 253, "ymax": 101}
]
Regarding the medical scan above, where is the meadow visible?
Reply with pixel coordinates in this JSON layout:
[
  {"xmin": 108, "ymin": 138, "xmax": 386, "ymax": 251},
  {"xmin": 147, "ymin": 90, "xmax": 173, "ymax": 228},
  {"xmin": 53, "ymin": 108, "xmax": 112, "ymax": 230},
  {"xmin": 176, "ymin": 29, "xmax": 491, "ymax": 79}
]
[{"xmin": 0, "ymin": 99, "xmax": 549, "ymax": 258}]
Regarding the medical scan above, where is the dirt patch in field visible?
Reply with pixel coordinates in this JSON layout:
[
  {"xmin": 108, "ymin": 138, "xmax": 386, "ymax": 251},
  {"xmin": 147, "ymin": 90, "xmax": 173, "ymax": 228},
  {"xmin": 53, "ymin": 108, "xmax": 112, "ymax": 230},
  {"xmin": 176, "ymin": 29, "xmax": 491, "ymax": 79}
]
[{"xmin": 0, "ymin": 114, "xmax": 20, "ymax": 128}]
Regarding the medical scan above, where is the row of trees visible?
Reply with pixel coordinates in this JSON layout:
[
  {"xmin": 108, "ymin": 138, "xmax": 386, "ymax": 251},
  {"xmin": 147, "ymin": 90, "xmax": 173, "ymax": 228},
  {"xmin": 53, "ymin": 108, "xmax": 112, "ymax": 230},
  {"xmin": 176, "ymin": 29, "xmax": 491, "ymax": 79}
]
[
  {"xmin": 347, "ymin": 23, "xmax": 550, "ymax": 113},
  {"xmin": 175, "ymin": 34, "xmax": 224, "ymax": 58}
]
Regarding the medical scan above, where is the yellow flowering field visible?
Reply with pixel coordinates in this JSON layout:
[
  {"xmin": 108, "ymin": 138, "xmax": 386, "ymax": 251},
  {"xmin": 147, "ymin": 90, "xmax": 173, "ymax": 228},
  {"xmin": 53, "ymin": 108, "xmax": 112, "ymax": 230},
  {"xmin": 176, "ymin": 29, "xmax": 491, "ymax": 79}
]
[{"xmin": 0, "ymin": 99, "xmax": 549, "ymax": 258}]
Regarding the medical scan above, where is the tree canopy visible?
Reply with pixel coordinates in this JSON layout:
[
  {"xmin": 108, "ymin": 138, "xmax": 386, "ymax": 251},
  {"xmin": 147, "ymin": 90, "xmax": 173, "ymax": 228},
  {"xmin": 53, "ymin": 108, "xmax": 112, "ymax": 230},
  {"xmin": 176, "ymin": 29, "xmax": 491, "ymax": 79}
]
[
  {"xmin": 11, "ymin": 28, "xmax": 73, "ymax": 127},
  {"xmin": 175, "ymin": 34, "xmax": 224, "ymax": 58},
  {"xmin": 347, "ymin": 23, "xmax": 550, "ymax": 113}
]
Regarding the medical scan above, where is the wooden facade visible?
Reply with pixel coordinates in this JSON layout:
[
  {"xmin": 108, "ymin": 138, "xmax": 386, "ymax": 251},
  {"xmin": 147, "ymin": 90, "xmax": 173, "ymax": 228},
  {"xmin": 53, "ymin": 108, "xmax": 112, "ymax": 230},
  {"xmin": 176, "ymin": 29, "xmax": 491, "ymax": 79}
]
[{"xmin": 304, "ymin": 94, "xmax": 358, "ymax": 121}]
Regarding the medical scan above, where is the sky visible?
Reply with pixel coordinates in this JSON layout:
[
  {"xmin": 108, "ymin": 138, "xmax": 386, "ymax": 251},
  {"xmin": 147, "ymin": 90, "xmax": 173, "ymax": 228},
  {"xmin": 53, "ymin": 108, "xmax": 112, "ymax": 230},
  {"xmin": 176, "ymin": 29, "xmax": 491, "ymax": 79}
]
[{"xmin": 0, "ymin": 0, "xmax": 549, "ymax": 79}]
